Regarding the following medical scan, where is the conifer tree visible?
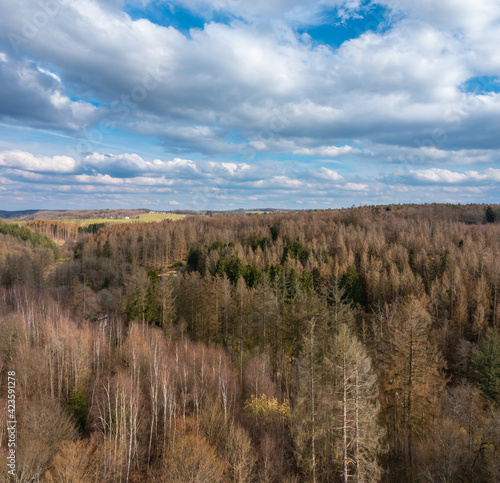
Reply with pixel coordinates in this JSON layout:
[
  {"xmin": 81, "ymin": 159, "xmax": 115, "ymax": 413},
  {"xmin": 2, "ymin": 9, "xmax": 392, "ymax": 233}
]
[{"xmin": 379, "ymin": 298, "xmax": 446, "ymax": 478}]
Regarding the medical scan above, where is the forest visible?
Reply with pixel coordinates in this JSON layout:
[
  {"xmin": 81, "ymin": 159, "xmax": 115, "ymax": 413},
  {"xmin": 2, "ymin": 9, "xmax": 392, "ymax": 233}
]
[{"xmin": 0, "ymin": 203, "xmax": 499, "ymax": 482}]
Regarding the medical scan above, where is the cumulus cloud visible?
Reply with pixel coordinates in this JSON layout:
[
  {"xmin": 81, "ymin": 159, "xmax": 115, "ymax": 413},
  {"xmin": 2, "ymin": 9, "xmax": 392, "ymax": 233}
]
[
  {"xmin": 380, "ymin": 0, "xmax": 500, "ymax": 65},
  {"xmin": 1, "ymin": 0, "xmax": 499, "ymax": 157},
  {"xmin": 0, "ymin": 0, "xmax": 499, "ymax": 208},
  {"xmin": 0, "ymin": 150, "xmax": 79, "ymax": 173},
  {"xmin": 407, "ymin": 167, "xmax": 500, "ymax": 184},
  {"xmin": 83, "ymin": 153, "xmax": 201, "ymax": 177},
  {"xmin": 0, "ymin": 149, "xmax": 378, "ymax": 205},
  {"xmin": 315, "ymin": 167, "xmax": 344, "ymax": 181},
  {"xmin": 0, "ymin": 54, "xmax": 97, "ymax": 131}
]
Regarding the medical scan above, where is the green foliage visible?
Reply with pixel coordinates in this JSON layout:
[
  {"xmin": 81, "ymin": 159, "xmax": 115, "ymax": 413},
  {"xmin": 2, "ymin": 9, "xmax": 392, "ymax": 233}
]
[
  {"xmin": 486, "ymin": 206, "xmax": 496, "ymax": 223},
  {"xmin": 311, "ymin": 267, "xmax": 322, "ymax": 292},
  {"xmin": 187, "ymin": 246, "xmax": 203, "ymax": 271},
  {"xmin": 251, "ymin": 236, "xmax": 272, "ymax": 251},
  {"xmin": 470, "ymin": 329, "xmax": 500, "ymax": 401},
  {"xmin": 145, "ymin": 269, "xmax": 161, "ymax": 323},
  {"xmin": 74, "ymin": 245, "xmax": 82, "ymax": 259},
  {"xmin": 282, "ymin": 235, "xmax": 308, "ymax": 264},
  {"xmin": 67, "ymin": 387, "xmax": 89, "ymax": 434},
  {"xmin": 227, "ymin": 257, "xmax": 243, "ymax": 284},
  {"xmin": 212, "ymin": 253, "xmax": 259, "ymax": 286},
  {"xmin": 78, "ymin": 222, "xmax": 106, "ymax": 234},
  {"xmin": 286, "ymin": 268, "xmax": 300, "ymax": 302},
  {"xmin": 101, "ymin": 239, "xmax": 112, "ymax": 258},
  {"xmin": 313, "ymin": 248, "xmax": 328, "ymax": 264},
  {"xmin": 0, "ymin": 220, "xmax": 59, "ymax": 258},
  {"xmin": 340, "ymin": 265, "xmax": 364, "ymax": 306},
  {"xmin": 148, "ymin": 268, "xmax": 160, "ymax": 283},
  {"xmin": 267, "ymin": 264, "xmax": 284, "ymax": 284},
  {"xmin": 127, "ymin": 283, "xmax": 145, "ymax": 321},
  {"xmin": 215, "ymin": 257, "xmax": 228, "ymax": 277},
  {"xmin": 208, "ymin": 240, "xmax": 226, "ymax": 252},
  {"xmin": 243, "ymin": 264, "xmax": 261, "ymax": 288},
  {"xmin": 301, "ymin": 270, "xmax": 313, "ymax": 292},
  {"xmin": 268, "ymin": 222, "xmax": 280, "ymax": 241}
]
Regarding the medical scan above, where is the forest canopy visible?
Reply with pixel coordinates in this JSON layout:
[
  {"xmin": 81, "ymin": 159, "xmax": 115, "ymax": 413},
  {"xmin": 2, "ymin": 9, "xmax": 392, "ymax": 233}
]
[{"xmin": 0, "ymin": 203, "xmax": 499, "ymax": 482}]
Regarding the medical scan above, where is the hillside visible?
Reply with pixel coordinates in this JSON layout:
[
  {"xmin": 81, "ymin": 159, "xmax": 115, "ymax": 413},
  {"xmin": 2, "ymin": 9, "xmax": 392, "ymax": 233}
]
[{"xmin": 0, "ymin": 204, "xmax": 499, "ymax": 482}]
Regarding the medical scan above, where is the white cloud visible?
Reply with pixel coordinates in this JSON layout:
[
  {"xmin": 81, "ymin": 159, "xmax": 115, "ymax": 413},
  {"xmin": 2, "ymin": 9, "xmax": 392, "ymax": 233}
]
[
  {"xmin": 139, "ymin": 0, "xmax": 364, "ymax": 24},
  {"xmin": 0, "ymin": 0, "xmax": 500, "ymax": 209},
  {"xmin": 253, "ymin": 176, "xmax": 303, "ymax": 188},
  {"xmin": 294, "ymin": 145, "xmax": 359, "ymax": 157},
  {"xmin": 339, "ymin": 182, "xmax": 369, "ymax": 191},
  {"xmin": 0, "ymin": 150, "xmax": 78, "ymax": 173},
  {"xmin": 315, "ymin": 167, "xmax": 344, "ymax": 181},
  {"xmin": 410, "ymin": 168, "xmax": 467, "ymax": 183},
  {"xmin": 1, "ymin": 0, "xmax": 499, "ymax": 156},
  {"xmin": 408, "ymin": 167, "xmax": 500, "ymax": 184}
]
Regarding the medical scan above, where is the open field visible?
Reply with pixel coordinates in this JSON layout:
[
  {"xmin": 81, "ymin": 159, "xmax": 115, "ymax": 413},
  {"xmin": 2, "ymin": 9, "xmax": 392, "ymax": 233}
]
[
  {"xmin": 11, "ymin": 213, "xmax": 186, "ymax": 226},
  {"xmin": 137, "ymin": 213, "xmax": 186, "ymax": 222},
  {"xmin": 61, "ymin": 213, "xmax": 186, "ymax": 225}
]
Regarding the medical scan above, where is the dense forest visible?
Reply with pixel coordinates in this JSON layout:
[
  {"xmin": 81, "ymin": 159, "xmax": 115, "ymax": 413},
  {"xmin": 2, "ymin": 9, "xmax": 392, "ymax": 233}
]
[{"xmin": 1, "ymin": 204, "xmax": 500, "ymax": 482}]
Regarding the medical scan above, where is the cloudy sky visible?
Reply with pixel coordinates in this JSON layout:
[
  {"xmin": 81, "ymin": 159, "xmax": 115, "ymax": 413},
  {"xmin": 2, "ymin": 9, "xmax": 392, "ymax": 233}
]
[{"xmin": 0, "ymin": 0, "xmax": 499, "ymax": 210}]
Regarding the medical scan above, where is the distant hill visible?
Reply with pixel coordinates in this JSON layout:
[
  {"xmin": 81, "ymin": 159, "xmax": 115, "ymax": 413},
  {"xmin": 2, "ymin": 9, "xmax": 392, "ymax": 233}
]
[
  {"xmin": 0, "ymin": 210, "xmax": 44, "ymax": 219},
  {"xmin": 0, "ymin": 209, "xmax": 147, "ymax": 221}
]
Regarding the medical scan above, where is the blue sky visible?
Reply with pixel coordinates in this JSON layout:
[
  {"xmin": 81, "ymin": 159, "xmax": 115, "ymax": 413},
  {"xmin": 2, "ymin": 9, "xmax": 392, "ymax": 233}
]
[{"xmin": 0, "ymin": 0, "xmax": 499, "ymax": 210}]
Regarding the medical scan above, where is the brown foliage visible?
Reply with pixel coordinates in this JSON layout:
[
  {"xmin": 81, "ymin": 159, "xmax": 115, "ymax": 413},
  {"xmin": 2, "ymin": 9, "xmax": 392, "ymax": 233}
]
[{"xmin": 162, "ymin": 428, "xmax": 227, "ymax": 483}]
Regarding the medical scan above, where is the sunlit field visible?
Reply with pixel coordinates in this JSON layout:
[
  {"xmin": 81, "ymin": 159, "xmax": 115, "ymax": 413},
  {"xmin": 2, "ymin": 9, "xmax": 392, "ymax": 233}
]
[{"xmin": 11, "ymin": 213, "xmax": 186, "ymax": 226}]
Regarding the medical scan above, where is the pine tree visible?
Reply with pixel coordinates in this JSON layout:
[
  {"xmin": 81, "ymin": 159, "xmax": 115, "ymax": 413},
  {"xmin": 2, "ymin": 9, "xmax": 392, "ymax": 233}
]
[
  {"xmin": 486, "ymin": 206, "xmax": 496, "ymax": 223},
  {"xmin": 470, "ymin": 328, "xmax": 500, "ymax": 401},
  {"xmin": 380, "ymin": 298, "xmax": 446, "ymax": 478},
  {"xmin": 292, "ymin": 318, "xmax": 322, "ymax": 482}
]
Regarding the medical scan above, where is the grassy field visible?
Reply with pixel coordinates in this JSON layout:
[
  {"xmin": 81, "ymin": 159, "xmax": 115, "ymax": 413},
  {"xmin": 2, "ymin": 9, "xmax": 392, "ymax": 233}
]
[
  {"xmin": 64, "ymin": 213, "xmax": 186, "ymax": 225},
  {"xmin": 14, "ymin": 213, "xmax": 186, "ymax": 226},
  {"xmin": 137, "ymin": 213, "xmax": 186, "ymax": 222}
]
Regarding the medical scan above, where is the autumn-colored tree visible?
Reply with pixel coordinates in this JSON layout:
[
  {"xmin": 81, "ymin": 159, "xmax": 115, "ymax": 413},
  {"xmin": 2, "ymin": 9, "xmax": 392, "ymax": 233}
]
[
  {"xmin": 379, "ymin": 298, "xmax": 447, "ymax": 479},
  {"xmin": 326, "ymin": 323, "xmax": 385, "ymax": 482},
  {"xmin": 163, "ymin": 429, "xmax": 226, "ymax": 482}
]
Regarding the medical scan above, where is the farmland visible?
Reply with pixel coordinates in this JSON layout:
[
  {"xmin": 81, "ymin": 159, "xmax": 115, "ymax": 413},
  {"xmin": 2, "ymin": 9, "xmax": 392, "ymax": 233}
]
[
  {"xmin": 52, "ymin": 212, "xmax": 186, "ymax": 225},
  {"xmin": 1, "ymin": 211, "xmax": 186, "ymax": 226}
]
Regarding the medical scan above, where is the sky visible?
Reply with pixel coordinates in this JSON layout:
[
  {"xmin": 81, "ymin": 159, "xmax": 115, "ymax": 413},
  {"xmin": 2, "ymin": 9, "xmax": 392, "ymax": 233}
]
[{"xmin": 0, "ymin": 0, "xmax": 499, "ymax": 211}]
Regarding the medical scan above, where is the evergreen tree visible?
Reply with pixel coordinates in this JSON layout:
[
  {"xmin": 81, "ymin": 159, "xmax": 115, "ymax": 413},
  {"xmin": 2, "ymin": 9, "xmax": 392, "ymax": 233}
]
[
  {"xmin": 470, "ymin": 328, "xmax": 500, "ymax": 401},
  {"xmin": 341, "ymin": 265, "xmax": 364, "ymax": 306},
  {"xmin": 101, "ymin": 239, "xmax": 112, "ymax": 258},
  {"xmin": 486, "ymin": 206, "xmax": 496, "ymax": 223}
]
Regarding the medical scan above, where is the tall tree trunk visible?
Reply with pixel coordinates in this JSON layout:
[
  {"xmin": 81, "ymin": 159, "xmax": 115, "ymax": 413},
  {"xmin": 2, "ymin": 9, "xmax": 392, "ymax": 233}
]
[
  {"xmin": 343, "ymin": 353, "xmax": 348, "ymax": 483},
  {"xmin": 310, "ymin": 319, "xmax": 317, "ymax": 483},
  {"xmin": 355, "ymin": 361, "xmax": 360, "ymax": 483}
]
